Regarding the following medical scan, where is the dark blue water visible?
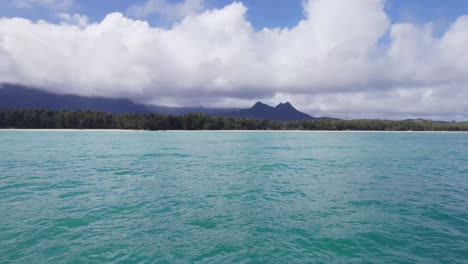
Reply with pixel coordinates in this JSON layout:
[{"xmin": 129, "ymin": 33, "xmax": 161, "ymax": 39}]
[{"xmin": 0, "ymin": 131, "xmax": 467, "ymax": 263}]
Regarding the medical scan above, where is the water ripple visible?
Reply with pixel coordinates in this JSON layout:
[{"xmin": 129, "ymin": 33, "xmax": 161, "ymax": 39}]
[{"xmin": 0, "ymin": 131, "xmax": 467, "ymax": 263}]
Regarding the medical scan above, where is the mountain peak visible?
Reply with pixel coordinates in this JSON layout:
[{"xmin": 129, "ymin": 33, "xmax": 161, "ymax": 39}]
[
  {"xmin": 221, "ymin": 101, "xmax": 314, "ymax": 121},
  {"xmin": 275, "ymin": 101, "xmax": 295, "ymax": 110},
  {"xmin": 251, "ymin": 101, "xmax": 273, "ymax": 110}
]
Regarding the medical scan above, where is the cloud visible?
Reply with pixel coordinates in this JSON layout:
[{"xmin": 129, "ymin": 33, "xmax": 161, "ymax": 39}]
[
  {"xmin": 127, "ymin": 0, "xmax": 204, "ymax": 22},
  {"xmin": 56, "ymin": 13, "xmax": 88, "ymax": 28},
  {"xmin": 13, "ymin": 0, "xmax": 73, "ymax": 10},
  {"xmin": 0, "ymin": 0, "xmax": 467, "ymax": 120}
]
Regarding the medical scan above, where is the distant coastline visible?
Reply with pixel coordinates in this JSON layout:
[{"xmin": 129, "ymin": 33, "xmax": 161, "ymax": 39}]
[
  {"xmin": 1, "ymin": 109, "xmax": 467, "ymax": 131},
  {"xmin": 1, "ymin": 129, "xmax": 467, "ymax": 133}
]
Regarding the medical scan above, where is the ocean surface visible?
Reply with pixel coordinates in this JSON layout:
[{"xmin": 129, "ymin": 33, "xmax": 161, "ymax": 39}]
[{"xmin": 0, "ymin": 131, "xmax": 467, "ymax": 263}]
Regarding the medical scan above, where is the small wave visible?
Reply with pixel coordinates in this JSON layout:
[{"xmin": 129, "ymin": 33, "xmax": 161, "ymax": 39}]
[{"xmin": 140, "ymin": 153, "xmax": 191, "ymax": 158}]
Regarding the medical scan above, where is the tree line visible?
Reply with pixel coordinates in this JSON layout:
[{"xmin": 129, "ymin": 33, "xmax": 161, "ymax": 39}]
[{"xmin": 0, "ymin": 109, "xmax": 467, "ymax": 131}]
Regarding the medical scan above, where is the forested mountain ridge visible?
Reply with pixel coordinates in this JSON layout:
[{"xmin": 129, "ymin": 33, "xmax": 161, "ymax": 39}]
[
  {"xmin": 1, "ymin": 84, "xmax": 318, "ymax": 121},
  {"xmin": 0, "ymin": 84, "xmax": 237, "ymax": 116},
  {"xmin": 0, "ymin": 84, "xmax": 150, "ymax": 114}
]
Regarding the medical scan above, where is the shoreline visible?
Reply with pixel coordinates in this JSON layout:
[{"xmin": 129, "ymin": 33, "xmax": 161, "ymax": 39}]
[{"xmin": 0, "ymin": 129, "xmax": 467, "ymax": 133}]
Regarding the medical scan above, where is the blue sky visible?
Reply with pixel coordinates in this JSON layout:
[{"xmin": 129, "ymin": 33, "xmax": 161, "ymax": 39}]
[{"xmin": 1, "ymin": 0, "xmax": 468, "ymax": 30}]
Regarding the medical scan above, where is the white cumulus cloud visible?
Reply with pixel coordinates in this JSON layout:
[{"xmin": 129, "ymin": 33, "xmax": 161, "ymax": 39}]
[{"xmin": 0, "ymin": 0, "xmax": 467, "ymax": 119}]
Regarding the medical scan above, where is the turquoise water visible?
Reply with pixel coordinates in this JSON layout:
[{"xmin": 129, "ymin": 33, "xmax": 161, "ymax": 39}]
[{"xmin": 0, "ymin": 131, "xmax": 467, "ymax": 263}]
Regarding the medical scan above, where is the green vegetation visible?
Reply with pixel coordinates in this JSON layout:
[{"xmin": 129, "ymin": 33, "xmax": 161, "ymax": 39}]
[{"xmin": 1, "ymin": 109, "xmax": 467, "ymax": 131}]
